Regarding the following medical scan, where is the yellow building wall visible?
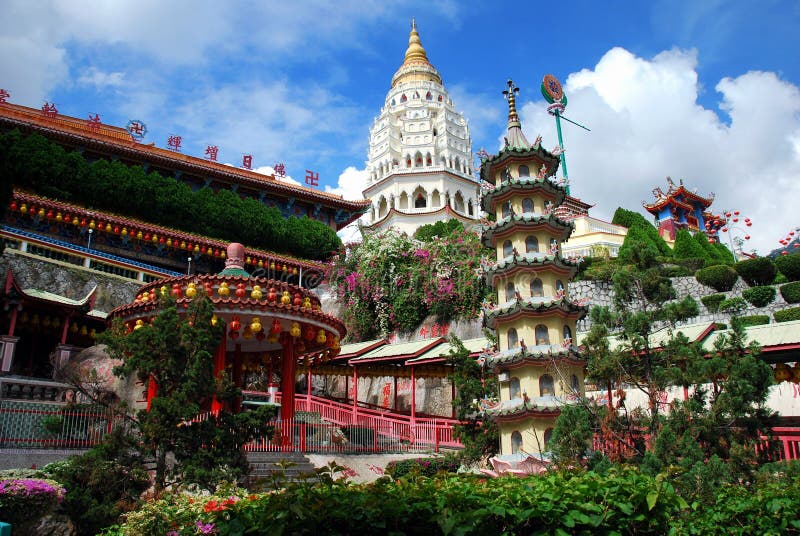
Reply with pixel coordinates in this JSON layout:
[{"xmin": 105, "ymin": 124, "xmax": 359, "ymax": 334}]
[
  {"xmin": 499, "ymin": 362, "xmax": 585, "ymax": 400},
  {"xmin": 498, "ymin": 317, "xmax": 577, "ymax": 351},
  {"xmin": 498, "ymin": 416, "xmax": 557, "ymax": 455}
]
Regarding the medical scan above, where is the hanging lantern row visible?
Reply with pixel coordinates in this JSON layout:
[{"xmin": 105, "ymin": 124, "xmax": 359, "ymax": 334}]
[
  {"xmin": 8, "ymin": 199, "xmax": 307, "ymax": 271},
  {"xmin": 15, "ymin": 311, "xmax": 97, "ymax": 338},
  {"xmin": 774, "ymin": 363, "xmax": 800, "ymax": 383},
  {"xmin": 778, "ymin": 227, "xmax": 800, "ymax": 255},
  {"xmin": 137, "ymin": 282, "xmax": 321, "ymax": 309}
]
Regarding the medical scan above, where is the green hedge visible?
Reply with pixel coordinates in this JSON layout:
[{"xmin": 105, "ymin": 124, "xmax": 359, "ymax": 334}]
[
  {"xmin": 780, "ymin": 281, "xmax": 800, "ymax": 304},
  {"xmin": 673, "ymin": 230, "xmax": 708, "ymax": 260},
  {"xmin": 0, "ymin": 130, "xmax": 341, "ymax": 260},
  {"xmin": 775, "ymin": 307, "xmax": 800, "ymax": 323},
  {"xmin": 734, "ymin": 257, "xmax": 777, "ymax": 287},
  {"xmin": 775, "ymin": 252, "xmax": 800, "ymax": 281},
  {"xmin": 738, "ymin": 315, "xmax": 770, "ymax": 327},
  {"xmin": 696, "ymin": 265, "xmax": 739, "ymax": 292},
  {"xmin": 741, "ymin": 286, "xmax": 776, "ymax": 308},
  {"xmin": 701, "ymin": 294, "xmax": 727, "ymax": 313},
  {"xmin": 719, "ymin": 297, "xmax": 747, "ymax": 314},
  {"xmin": 385, "ymin": 457, "xmax": 461, "ymax": 478}
]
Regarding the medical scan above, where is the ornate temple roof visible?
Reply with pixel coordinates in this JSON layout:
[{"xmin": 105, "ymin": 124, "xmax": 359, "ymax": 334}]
[
  {"xmin": 483, "ymin": 253, "xmax": 580, "ymax": 282},
  {"xmin": 643, "ymin": 177, "xmax": 714, "ymax": 214},
  {"xmin": 483, "ymin": 344, "xmax": 583, "ymax": 369},
  {"xmin": 481, "ymin": 213, "xmax": 575, "ymax": 247},
  {"xmin": 481, "ymin": 175, "xmax": 567, "ymax": 213},
  {"xmin": 483, "ymin": 296, "xmax": 588, "ymax": 329},
  {"xmin": 501, "ymin": 80, "xmax": 530, "ymax": 150}
]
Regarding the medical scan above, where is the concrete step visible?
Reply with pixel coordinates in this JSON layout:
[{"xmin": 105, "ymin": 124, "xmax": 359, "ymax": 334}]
[{"xmin": 244, "ymin": 451, "xmax": 317, "ymax": 487}]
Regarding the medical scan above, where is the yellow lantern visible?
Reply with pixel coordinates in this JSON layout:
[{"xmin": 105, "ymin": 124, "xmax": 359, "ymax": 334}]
[
  {"xmin": 251, "ymin": 285, "xmax": 263, "ymax": 299},
  {"xmin": 70, "ymin": 322, "xmax": 78, "ymax": 334},
  {"xmin": 211, "ymin": 315, "xmax": 219, "ymax": 326},
  {"xmin": 185, "ymin": 283, "xmax": 197, "ymax": 298},
  {"xmin": 136, "ymin": 230, "xmax": 143, "ymax": 240},
  {"xmin": 258, "ymin": 259, "xmax": 264, "ymax": 268},
  {"xmin": 290, "ymin": 322, "xmax": 301, "ymax": 338},
  {"xmin": 152, "ymin": 234, "xmax": 159, "ymax": 243},
  {"xmin": 302, "ymin": 296, "xmax": 312, "ymax": 309},
  {"xmin": 160, "ymin": 285, "xmax": 169, "ymax": 297},
  {"xmin": 280, "ymin": 291, "xmax": 291, "ymax": 305},
  {"xmin": 316, "ymin": 329, "xmax": 327, "ymax": 344},
  {"xmin": 38, "ymin": 208, "xmax": 45, "ymax": 218},
  {"xmin": 105, "ymin": 223, "xmax": 112, "ymax": 232},
  {"xmin": 166, "ymin": 238, "xmax": 173, "ymax": 247},
  {"xmin": 19, "ymin": 204, "xmax": 27, "ymax": 214},
  {"xmin": 72, "ymin": 217, "xmax": 79, "ymax": 225},
  {"xmin": 89, "ymin": 220, "xmax": 96, "ymax": 230},
  {"xmin": 89, "ymin": 329, "xmax": 96, "ymax": 339},
  {"xmin": 134, "ymin": 319, "xmax": 145, "ymax": 330},
  {"xmin": 121, "ymin": 227, "xmax": 128, "ymax": 236},
  {"xmin": 56, "ymin": 212, "xmax": 63, "ymax": 222},
  {"xmin": 217, "ymin": 282, "xmax": 230, "ymax": 296},
  {"xmin": 194, "ymin": 244, "xmax": 200, "ymax": 254},
  {"xmin": 251, "ymin": 317, "xmax": 262, "ymax": 332},
  {"xmin": 79, "ymin": 325, "xmax": 88, "ymax": 336},
  {"xmin": 140, "ymin": 293, "xmax": 149, "ymax": 303},
  {"xmin": 243, "ymin": 325, "xmax": 254, "ymax": 339},
  {"xmin": 775, "ymin": 363, "xmax": 791, "ymax": 382},
  {"xmin": 332, "ymin": 336, "xmax": 340, "ymax": 350}
]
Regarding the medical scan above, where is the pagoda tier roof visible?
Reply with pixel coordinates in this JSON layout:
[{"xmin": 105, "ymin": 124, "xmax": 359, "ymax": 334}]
[
  {"xmin": 0, "ymin": 102, "xmax": 371, "ymax": 224},
  {"xmin": 483, "ymin": 297, "xmax": 588, "ymax": 328},
  {"xmin": 3, "ymin": 269, "xmax": 105, "ymax": 320},
  {"xmin": 484, "ymin": 253, "xmax": 579, "ymax": 284},
  {"xmin": 478, "ymin": 145, "xmax": 561, "ymax": 184},
  {"xmin": 11, "ymin": 191, "xmax": 326, "ymax": 273},
  {"xmin": 481, "ymin": 213, "xmax": 574, "ymax": 247},
  {"xmin": 361, "ymin": 203, "xmax": 477, "ymax": 232},
  {"xmin": 483, "ymin": 344, "xmax": 583, "ymax": 369},
  {"xmin": 480, "ymin": 176, "xmax": 566, "ymax": 213},
  {"xmin": 485, "ymin": 395, "xmax": 564, "ymax": 420}
]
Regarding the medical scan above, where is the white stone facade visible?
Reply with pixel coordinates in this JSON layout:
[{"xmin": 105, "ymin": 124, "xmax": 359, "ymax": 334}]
[{"xmin": 361, "ymin": 23, "xmax": 480, "ymax": 235}]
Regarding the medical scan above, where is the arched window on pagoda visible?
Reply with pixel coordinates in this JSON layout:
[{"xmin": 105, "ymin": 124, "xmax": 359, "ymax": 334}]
[
  {"xmin": 511, "ymin": 431, "xmax": 523, "ymax": 454},
  {"xmin": 539, "ymin": 374, "xmax": 555, "ymax": 396},
  {"xmin": 438, "ymin": 94, "xmax": 443, "ymax": 102},
  {"xmin": 406, "ymin": 157, "xmax": 412, "ymax": 168},
  {"xmin": 556, "ymin": 280, "xmax": 565, "ymax": 292},
  {"xmin": 522, "ymin": 198, "xmax": 534, "ymax": 213},
  {"xmin": 535, "ymin": 324, "xmax": 550, "ymax": 345},
  {"xmin": 468, "ymin": 201, "xmax": 474, "ymax": 216},
  {"xmin": 519, "ymin": 165, "xmax": 530, "ymax": 177},
  {"xmin": 454, "ymin": 192, "xmax": 465, "ymax": 213},
  {"xmin": 503, "ymin": 240, "xmax": 514, "ymax": 257},
  {"xmin": 530, "ymin": 278, "xmax": 544, "ymax": 298},
  {"xmin": 431, "ymin": 189, "xmax": 441, "ymax": 207},
  {"xmin": 570, "ymin": 374, "xmax": 580, "ymax": 395},
  {"xmin": 378, "ymin": 197, "xmax": 388, "ymax": 219},
  {"xmin": 391, "ymin": 98, "xmax": 396, "ymax": 106},
  {"xmin": 426, "ymin": 153, "xmax": 432, "ymax": 166},
  {"xmin": 505, "ymin": 281, "xmax": 516, "ymax": 302},
  {"xmin": 544, "ymin": 427, "xmax": 554, "ymax": 447},
  {"xmin": 401, "ymin": 94, "xmax": 407, "ymax": 103},
  {"xmin": 399, "ymin": 192, "xmax": 409, "ymax": 210},
  {"xmin": 415, "ymin": 152, "xmax": 423, "ymax": 167},
  {"xmin": 526, "ymin": 235, "xmax": 539, "ymax": 253},
  {"xmin": 563, "ymin": 324, "xmax": 573, "ymax": 342},
  {"xmin": 414, "ymin": 195, "xmax": 426, "ymax": 208},
  {"xmin": 502, "ymin": 202, "xmax": 512, "ymax": 219},
  {"xmin": 507, "ymin": 327, "xmax": 519, "ymax": 349},
  {"xmin": 510, "ymin": 377, "xmax": 521, "ymax": 399},
  {"xmin": 413, "ymin": 91, "xmax": 420, "ymax": 99},
  {"xmin": 426, "ymin": 91, "xmax": 432, "ymax": 100}
]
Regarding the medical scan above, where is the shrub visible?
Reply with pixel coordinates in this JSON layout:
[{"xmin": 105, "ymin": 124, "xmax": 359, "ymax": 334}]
[
  {"xmin": 774, "ymin": 307, "xmax": 800, "ymax": 323},
  {"xmin": 696, "ymin": 265, "xmax": 739, "ymax": 292},
  {"xmin": 780, "ymin": 281, "xmax": 800, "ymax": 304},
  {"xmin": 673, "ymin": 230, "xmax": 709, "ymax": 260},
  {"xmin": 694, "ymin": 232, "xmax": 727, "ymax": 263},
  {"xmin": 612, "ymin": 208, "xmax": 672, "ymax": 256},
  {"xmin": 701, "ymin": 294, "xmax": 727, "ymax": 313},
  {"xmin": 712, "ymin": 241, "xmax": 735, "ymax": 263},
  {"xmin": 734, "ymin": 257, "xmax": 777, "ymax": 287},
  {"xmin": 741, "ymin": 286, "xmax": 776, "ymax": 308},
  {"xmin": 385, "ymin": 457, "xmax": 460, "ymax": 478},
  {"xmin": 738, "ymin": 315, "xmax": 770, "ymax": 327},
  {"xmin": 775, "ymin": 251, "xmax": 800, "ymax": 281},
  {"xmin": 719, "ymin": 297, "xmax": 748, "ymax": 314},
  {"xmin": 0, "ymin": 478, "xmax": 66, "ymax": 525}
]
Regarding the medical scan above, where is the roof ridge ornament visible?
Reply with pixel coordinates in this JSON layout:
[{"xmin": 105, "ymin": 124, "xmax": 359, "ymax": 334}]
[{"xmin": 502, "ymin": 79, "xmax": 530, "ymax": 150}]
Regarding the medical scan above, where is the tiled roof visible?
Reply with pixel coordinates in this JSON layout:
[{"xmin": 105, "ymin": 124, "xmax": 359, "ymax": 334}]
[
  {"xmin": 484, "ymin": 253, "xmax": 579, "ymax": 281},
  {"xmin": 485, "ymin": 395, "xmax": 565, "ymax": 418},
  {"xmin": 481, "ymin": 213, "xmax": 574, "ymax": 246},
  {"xmin": 483, "ymin": 297, "xmax": 587, "ymax": 328},
  {"xmin": 481, "ymin": 176, "xmax": 566, "ymax": 213},
  {"xmin": 484, "ymin": 344, "xmax": 583, "ymax": 368}
]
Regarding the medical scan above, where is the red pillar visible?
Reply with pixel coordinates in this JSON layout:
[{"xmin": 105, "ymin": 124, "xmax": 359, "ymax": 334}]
[
  {"xmin": 352, "ymin": 366, "xmax": 358, "ymax": 416},
  {"xmin": 393, "ymin": 375, "xmax": 398, "ymax": 411},
  {"xmin": 59, "ymin": 314, "xmax": 70, "ymax": 345},
  {"xmin": 146, "ymin": 373, "xmax": 158, "ymax": 411},
  {"xmin": 211, "ymin": 339, "xmax": 226, "ymax": 414},
  {"xmin": 306, "ymin": 365, "xmax": 312, "ymax": 410},
  {"xmin": 607, "ymin": 381, "xmax": 614, "ymax": 411},
  {"xmin": 7, "ymin": 306, "xmax": 19, "ymax": 336},
  {"xmin": 451, "ymin": 377, "xmax": 457, "ymax": 419},
  {"xmin": 410, "ymin": 366, "xmax": 417, "ymax": 426},
  {"xmin": 280, "ymin": 333, "xmax": 296, "ymax": 422}
]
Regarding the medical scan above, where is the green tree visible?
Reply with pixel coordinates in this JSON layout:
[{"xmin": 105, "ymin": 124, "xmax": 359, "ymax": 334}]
[
  {"xmin": 673, "ymin": 229, "xmax": 709, "ymax": 260},
  {"xmin": 414, "ymin": 219, "xmax": 463, "ymax": 242},
  {"xmin": 447, "ymin": 335, "xmax": 498, "ymax": 464},
  {"xmin": 100, "ymin": 293, "xmax": 273, "ymax": 491},
  {"xmin": 550, "ymin": 404, "xmax": 596, "ymax": 466}
]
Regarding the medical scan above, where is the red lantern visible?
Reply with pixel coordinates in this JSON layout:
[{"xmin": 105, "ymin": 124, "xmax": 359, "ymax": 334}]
[
  {"xmin": 725, "ymin": 212, "xmax": 731, "ymax": 218},
  {"xmin": 9, "ymin": 201, "xmax": 17, "ymax": 211},
  {"xmin": 293, "ymin": 293, "xmax": 302, "ymax": 307},
  {"xmin": 304, "ymin": 325, "xmax": 315, "ymax": 341},
  {"xmin": 235, "ymin": 283, "xmax": 247, "ymax": 298},
  {"xmin": 733, "ymin": 218, "xmax": 739, "ymax": 223},
  {"xmin": 746, "ymin": 222, "xmax": 752, "ymax": 227},
  {"xmin": 722, "ymin": 227, "xmax": 728, "ymax": 232},
  {"xmin": 229, "ymin": 317, "xmax": 241, "ymax": 332},
  {"xmin": 46, "ymin": 210, "xmax": 54, "ymax": 219},
  {"xmin": 745, "ymin": 235, "xmax": 750, "ymax": 240},
  {"xmin": 270, "ymin": 319, "xmax": 282, "ymax": 335},
  {"xmin": 734, "ymin": 211, "xmax": 740, "ymax": 216},
  {"xmin": 267, "ymin": 287, "xmax": 278, "ymax": 302},
  {"xmin": 171, "ymin": 283, "xmax": 182, "ymax": 298},
  {"xmin": 782, "ymin": 251, "xmax": 788, "ymax": 256},
  {"xmin": 144, "ymin": 233, "xmax": 151, "ymax": 241}
]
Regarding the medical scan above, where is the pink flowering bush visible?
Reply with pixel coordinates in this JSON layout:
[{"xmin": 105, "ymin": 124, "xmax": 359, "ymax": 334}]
[
  {"xmin": 0, "ymin": 477, "xmax": 66, "ymax": 525},
  {"xmin": 328, "ymin": 228, "xmax": 488, "ymax": 340}
]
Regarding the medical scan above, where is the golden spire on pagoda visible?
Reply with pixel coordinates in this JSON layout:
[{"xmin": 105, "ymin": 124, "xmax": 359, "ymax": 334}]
[
  {"xmin": 503, "ymin": 79, "xmax": 531, "ymax": 149},
  {"xmin": 391, "ymin": 19, "xmax": 442, "ymax": 87}
]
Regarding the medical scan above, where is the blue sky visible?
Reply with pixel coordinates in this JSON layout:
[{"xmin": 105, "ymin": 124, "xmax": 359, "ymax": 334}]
[{"xmin": 2, "ymin": 0, "xmax": 799, "ymax": 254}]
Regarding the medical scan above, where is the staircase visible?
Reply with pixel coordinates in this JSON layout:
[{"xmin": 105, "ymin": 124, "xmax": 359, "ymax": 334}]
[{"xmin": 244, "ymin": 451, "xmax": 317, "ymax": 487}]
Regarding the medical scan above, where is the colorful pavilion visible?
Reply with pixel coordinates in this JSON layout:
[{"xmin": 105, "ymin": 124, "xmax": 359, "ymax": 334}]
[
  {"xmin": 643, "ymin": 177, "xmax": 715, "ymax": 242},
  {"xmin": 479, "ymin": 81, "xmax": 587, "ymax": 459}
]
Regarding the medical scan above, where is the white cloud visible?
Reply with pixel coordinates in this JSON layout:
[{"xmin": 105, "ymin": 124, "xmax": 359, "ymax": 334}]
[
  {"xmin": 517, "ymin": 47, "xmax": 800, "ymax": 256},
  {"xmin": 327, "ymin": 166, "xmax": 369, "ymax": 245},
  {"xmin": 77, "ymin": 67, "xmax": 125, "ymax": 89}
]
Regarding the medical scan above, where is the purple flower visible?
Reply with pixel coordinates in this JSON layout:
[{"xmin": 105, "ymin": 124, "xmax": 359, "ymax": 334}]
[
  {"xmin": 414, "ymin": 249, "xmax": 430, "ymax": 259},
  {"xmin": 195, "ymin": 521, "xmax": 216, "ymax": 534},
  {"xmin": 344, "ymin": 272, "xmax": 359, "ymax": 291}
]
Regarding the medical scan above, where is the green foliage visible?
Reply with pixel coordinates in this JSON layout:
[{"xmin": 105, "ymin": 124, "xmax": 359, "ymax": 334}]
[
  {"xmin": 413, "ymin": 218, "xmax": 463, "ymax": 242},
  {"xmin": 107, "ymin": 467, "xmax": 689, "ymax": 535},
  {"xmin": 775, "ymin": 251, "xmax": 800, "ymax": 281},
  {"xmin": 612, "ymin": 207, "xmax": 652, "ymax": 229},
  {"xmin": 0, "ymin": 129, "xmax": 340, "ymax": 260},
  {"xmin": 384, "ymin": 457, "xmax": 460, "ymax": 478},
  {"xmin": 695, "ymin": 264, "xmax": 739, "ymax": 292},
  {"xmin": 693, "ymin": 232, "xmax": 728, "ymax": 264},
  {"xmin": 780, "ymin": 281, "xmax": 800, "ymax": 304},
  {"xmin": 734, "ymin": 257, "xmax": 778, "ymax": 287},
  {"xmin": 712, "ymin": 241, "xmax": 736, "ymax": 263},
  {"xmin": 447, "ymin": 336, "xmax": 498, "ymax": 464},
  {"xmin": 618, "ymin": 223, "xmax": 672, "ymax": 269},
  {"xmin": 550, "ymin": 404, "xmax": 596, "ymax": 466},
  {"xmin": 738, "ymin": 315, "xmax": 770, "ymax": 327},
  {"xmin": 741, "ymin": 285, "xmax": 776, "ymax": 308},
  {"xmin": 328, "ymin": 229, "xmax": 487, "ymax": 340},
  {"xmin": 673, "ymin": 229, "xmax": 708, "ymax": 261},
  {"xmin": 718, "ymin": 297, "xmax": 747, "ymax": 314},
  {"xmin": 701, "ymin": 293, "xmax": 727, "ymax": 313},
  {"xmin": 612, "ymin": 208, "xmax": 672, "ymax": 256},
  {"xmin": 774, "ymin": 306, "xmax": 800, "ymax": 323},
  {"xmin": 41, "ymin": 430, "xmax": 150, "ymax": 535}
]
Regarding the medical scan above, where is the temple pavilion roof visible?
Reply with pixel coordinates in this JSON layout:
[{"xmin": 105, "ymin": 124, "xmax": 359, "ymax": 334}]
[{"xmin": 643, "ymin": 178, "xmax": 714, "ymax": 214}]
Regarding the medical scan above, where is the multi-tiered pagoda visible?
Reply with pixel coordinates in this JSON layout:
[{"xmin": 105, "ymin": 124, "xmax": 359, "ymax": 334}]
[
  {"xmin": 480, "ymin": 81, "xmax": 587, "ymax": 459},
  {"xmin": 643, "ymin": 177, "xmax": 715, "ymax": 242}
]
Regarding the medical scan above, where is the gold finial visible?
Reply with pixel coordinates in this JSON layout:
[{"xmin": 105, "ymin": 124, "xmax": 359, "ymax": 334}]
[
  {"xmin": 503, "ymin": 79, "xmax": 521, "ymax": 125},
  {"xmin": 403, "ymin": 18, "xmax": 429, "ymax": 65},
  {"xmin": 412, "ymin": 17, "xmax": 416, "ymax": 30}
]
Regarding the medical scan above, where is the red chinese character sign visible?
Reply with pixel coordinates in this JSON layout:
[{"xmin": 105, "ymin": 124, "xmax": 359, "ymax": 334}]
[
  {"xmin": 205, "ymin": 145, "xmax": 219, "ymax": 161},
  {"xmin": 126, "ymin": 120, "xmax": 148, "ymax": 142},
  {"xmin": 242, "ymin": 155, "xmax": 253, "ymax": 169},
  {"xmin": 0, "ymin": 89, "xmax": 10, "ymax": 103},
  {"xmin": 274, "ymin": 162, "xmax": 286, "ymax": 177},
  {"xmin": 305, "ymin": 169, "xmax": 319, "ymax": 187},
  {"xmin": 167, "ymin": 135, "xmax": 182, "ymax": 151},
  {"xmin": 87, "ymin": 113, "xmax": 101, "ymax": 130},
  {"xmin": 41, "ymin": 102, "xmax": 58, "ymax": 118}
]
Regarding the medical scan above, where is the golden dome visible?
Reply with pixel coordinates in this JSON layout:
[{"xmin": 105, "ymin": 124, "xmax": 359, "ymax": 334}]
[{"xmin": 391, "ymin": 19, "xmax": 442, "ymax": 87}]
